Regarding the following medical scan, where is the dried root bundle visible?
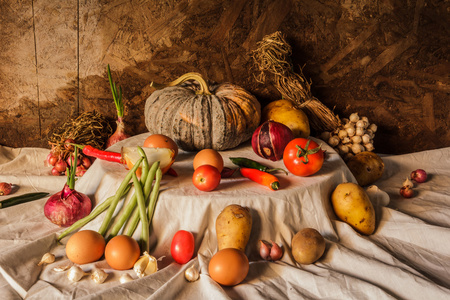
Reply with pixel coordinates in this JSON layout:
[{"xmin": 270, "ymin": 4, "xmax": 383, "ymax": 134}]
[
  {"xmin": 48, "ymin": 111, "xmax": 113, "ymax": 160},
  {"xmin": 251, "ymin": 31, "xmax": 340, "ymax": 132}
]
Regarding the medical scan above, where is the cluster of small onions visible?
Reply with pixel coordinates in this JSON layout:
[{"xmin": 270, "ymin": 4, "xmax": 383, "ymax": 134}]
[{"xmin": 320, "ymin": 113, "xmax": 377, "ymax": 161}]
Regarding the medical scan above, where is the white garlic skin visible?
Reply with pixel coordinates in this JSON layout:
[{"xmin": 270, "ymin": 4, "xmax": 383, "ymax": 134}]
[
  {"xmin": 67, "ymin": 266, "xmax": 87, "ymax": 282},
  {"xmin": 91, "ymin": 269, "xmax": 108, "ymax": 284},
  {"xmin": 185, "ymin": 265, "xmax": 200, "ymax": 282},
  {"xmin": 38, "ymin": 252, "xmax": 55, "ymax": 266},
  {"xmin": 120, "ymin": 273, "xmax": 134, "ymax": 284}
]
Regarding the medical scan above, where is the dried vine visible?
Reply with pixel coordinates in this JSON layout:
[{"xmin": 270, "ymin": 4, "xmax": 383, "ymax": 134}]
[
  {"xmin": 251, "ymin": 31, "xmax": 340, "ymax": 132},
  {"xmin": 48, "ymin": 111, "xmax": 113, "ymax": 160}
]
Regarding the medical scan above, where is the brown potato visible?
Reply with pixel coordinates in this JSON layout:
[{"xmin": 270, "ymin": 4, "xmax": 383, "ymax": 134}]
[
  {"xmin": 331, "ymin": 182, "xmax": 376, "ymax": 235},
  {"xmin": 347, "ymin": 151, "xmax": 384, "ymax": 186},
  {"xmin": 291, "ymin": 228, "xmax": 326, "ymax": 265},
  {"xmin": 216, "ymin": 204, "xmax": 252, "ymax": 252}
]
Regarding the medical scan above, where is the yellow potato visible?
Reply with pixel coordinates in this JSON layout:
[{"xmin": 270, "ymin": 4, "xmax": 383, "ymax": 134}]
[
  {"xmin": 347, "ymin": 151, "xmax": 385, "ymax": 186},
  {"xmin": 215, "ymin": 204, "xmax": 252, "ymax": 252},
  {"xmin": 291, "ymin": 228, "xmax": 326, "ymax": 265},
  {"xmin": 262, "ymin": 99, "xmax": 310, "ymax": 138},
  {"xmin": 331, "ymin": 182, "xmax": 376, "ymax": 235}
]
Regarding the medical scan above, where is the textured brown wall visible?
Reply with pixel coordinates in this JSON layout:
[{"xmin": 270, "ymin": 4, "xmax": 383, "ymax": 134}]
[{"xmin": 0, "ymin": 0, "xmax": 448, "ymax": 154}]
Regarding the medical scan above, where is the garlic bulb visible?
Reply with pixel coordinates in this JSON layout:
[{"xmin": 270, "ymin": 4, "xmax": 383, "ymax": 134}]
[
  {"xmin": 67, "ymin": 265, "xmax": 88, "ymax": 282},
  {"xmin": 351, "ymin": 143, "xmax": 364, "ymax": 154},
  {"xmin": 185, "ymin": 265, "xmax": 200, "ymax": 282},
  {"xmin": 91, "ymin": 269, "xmax": 108, "ymax": 284},
  {"xmin": 349, "ymin": 113, "xmax": 359, "ymax": 122},
  {"xmin": 356, "ymin": 127, "xmax": 365, "ymax": 136},
  {"xmin": 338, "ymin": 130, "xmax": 348, "ymax": 139},
  {"xmin": 38, "ymin": 252, "xmax": 55, "ymax": 266},
  {"xmin": 328, "ymin": 136, "xmax": 339, "ymax": 147},
  {"xmin": 351, "ymin": 135, "xmax": 362, "ymax": 144},
  {"xmin": 338, "ymin": 144, "xmax": 350, "ymax": 154},
  {"xmin": 362, "ymin": 134, "xmax": 371, "ymax": 144},
  {"xmin": 345, "ymin": 126, "xmax": 356, "ymax": 137},
  {"xmin": 364, "ymin": 143, "xmax": 375, "ymax": 152},
  {"xmin": 368, "ymin": 123, "xmax": 377, "ymax": 133}
]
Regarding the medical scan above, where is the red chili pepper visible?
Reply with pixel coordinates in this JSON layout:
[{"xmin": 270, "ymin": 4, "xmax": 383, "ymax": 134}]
[
  {"xmin": 81, "ymin": 145, "xmax": 123, "ymax": 163},
  {"xmin": 239, "ymin": 167, "xmax": 280, "ymax": 191},
  {"xmin": 166, "ymin": 167, "xmax": 178, "ymax": 177}
]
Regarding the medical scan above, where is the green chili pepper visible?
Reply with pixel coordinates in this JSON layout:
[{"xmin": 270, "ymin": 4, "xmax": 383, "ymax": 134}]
[{"xmin": 229, "ymin": 157, "xmax": 288, "ymax": 175}]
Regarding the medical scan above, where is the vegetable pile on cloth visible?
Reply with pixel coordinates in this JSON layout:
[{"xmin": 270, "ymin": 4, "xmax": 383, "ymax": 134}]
[{"xmin": 0, "ymin": 135, "xmax": 449, "ymax": 300}]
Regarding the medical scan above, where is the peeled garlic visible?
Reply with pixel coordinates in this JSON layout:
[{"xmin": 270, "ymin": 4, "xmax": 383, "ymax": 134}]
[
  {"xmin": 133, "ymin": 251, "xmax": 158, "ymax": 278},
  {"xmin": 120, "ymin": 273, "xmax": 134, "ymax": 284},
  {"xmin": 67, "ymin": 265, "xmax": 88, "ymax": 282},
  {"xmin": 349, "ymin": 113, "xmax": 360, "ymax": 123},
  {"xmin": 38, "ymin": 252, "xmax": 55, "ymax": 266},
  {"xmin": 91, "ymin": 269, "xmax": 108, "ymax": 284},
  {"xmin": 184, "ymin": 265, "xmax": 200, "ymax": 282}
]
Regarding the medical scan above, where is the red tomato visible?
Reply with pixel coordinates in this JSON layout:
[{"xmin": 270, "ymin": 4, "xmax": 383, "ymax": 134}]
[
  {"xmin": 283, "ymin": 138, "xmax": 324, "ymax": 176},
  {"xmin": 171, "ymin": 230, "xmax": 195, "ymax": 264},
  {"xmin": 192, "ymin": 165, "xmax": 221, "ymax": 192}
]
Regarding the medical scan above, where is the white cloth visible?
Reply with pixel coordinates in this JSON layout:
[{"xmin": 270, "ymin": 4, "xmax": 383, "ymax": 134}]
[{"xmin": 0, "ymin": 134, "xmax": 449, "ymax": 299}]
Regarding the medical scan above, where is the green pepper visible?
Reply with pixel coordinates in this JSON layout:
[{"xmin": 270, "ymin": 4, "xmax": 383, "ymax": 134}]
[{"xmin": 229, "ymin": 157, "xmax": 288, "ymax": 175}]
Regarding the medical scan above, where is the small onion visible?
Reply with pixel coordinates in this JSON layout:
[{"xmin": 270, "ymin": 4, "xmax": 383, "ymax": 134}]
[
  {"xmin": 252, "ymin": 120, "xmax": 294, "ymax": 161},
  {"xmin": 0, "ymin": 182, "xmax": 13, "ymax": 196}
]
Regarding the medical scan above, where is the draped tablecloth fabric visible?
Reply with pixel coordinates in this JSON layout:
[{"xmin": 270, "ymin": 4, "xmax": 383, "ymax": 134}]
[{"xmin": 0, "ymin": 133, "xmax": 449, "ymax": 299}]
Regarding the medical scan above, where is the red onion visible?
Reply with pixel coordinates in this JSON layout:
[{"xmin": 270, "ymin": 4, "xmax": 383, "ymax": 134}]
[
  {"xmin": 400, "ymin": 186, "xmax": 414, "ymax": 198},
  {"xmin": 51, "ymin": 167, "xmax": 62, "ymax": 176},
  {"xmin": 44, "ymin": 183, "xmax": 92, "ymax": 227},
  {"xmin": 44, "ymin": 147, "xmax": 92, "ymax": 227},
  {"xmin": 411, "ymin": 169, "xmax": 427, "ymax": 183},
  {"xmin": 106, "ymin": 118, "xmax": 131, "ymax": 148},
  {"xmin": 54, "ymin": 159, "xmax": 68, "ymax": 173},
  {"xmin": 47, "ymin": 152, "xmax": 58, "ymax": 167},
  {"xmin": 252, "ymin": 120, "xmax": 294, "ymax": 161}
]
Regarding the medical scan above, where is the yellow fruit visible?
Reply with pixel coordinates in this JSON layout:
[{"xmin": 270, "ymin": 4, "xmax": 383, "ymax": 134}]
[{"xmin": 262, "ymin": 100, "xmax": 310, "ymax": 138}]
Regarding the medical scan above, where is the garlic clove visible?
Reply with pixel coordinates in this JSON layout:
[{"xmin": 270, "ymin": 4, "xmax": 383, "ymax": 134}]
[
  {"xmin": 362, "ymin": 134, "xmax": 371, "ymax": 144},
  {"xmin": 184, "ymin": 265, "xmax": 200, "ymax": 282},
  {"xmin": 133, "ymin": 251, "xmax": 158, "ymax": 278},
  {"xmin": 37, "ymin": 252, "xmax": 55, "ymax": 266},
  {"xmin": 345, "ymin": 126, "xmax": 356, "ymax": 137},
  {"xmin": 355, "ymin": 127, "xmax": 365, "ymax": 136},
  {"xmin": 91, "ymin": 269, "xmax": 109, "ymax": 284},
  {"xmin": 351, "ymin": 135, "xmax": 362, "ymax": 144},
  {"xmin": 328, "ymin": 136, "xmax": 340, "ymax": 147},
  {"xmin": 67, "ymin": 265, "xmax": 88, "ymax": 282},
  {"xmin": 120, "ymin": 273, "xmax": 134, "ymax": 284},
  {"xmin": 368, "ymin": 123, "xmax": 377, "ymax": 133},
  {"xmin": 349, "ymin": 113, "xmax": 360, "ymax": 123},
  {"xmin": 366, "ymin": 185, "xmax": 390, "ymax": 207},
  {"xmin": 351, "ymin": 143, "xmax": 364, "ymax": 154},
  {"xmin": 338, "ymin": 129, "xmax": 348, "ymax": 139},
  {"xmin": 364, "ymin": 143, "xmax": 375, "ymax": 152}
]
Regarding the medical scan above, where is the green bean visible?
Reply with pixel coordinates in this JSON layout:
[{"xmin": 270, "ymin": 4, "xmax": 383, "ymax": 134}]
[
  {"xmin": 98, "ymin": 157, "xmax": 144, "ymax": 236},
  {"xmin": 147, "ymin": 167, "xmax": 162, "ymax": 231},
  {"xmin": 125, "ymin": 161, "xmax": 159, "ymax": 237},
  {"xmin": 57, "ymin": 183, "xmax": 131, "ymax": 241},
  {"xmin": 132, "ymin": 172, "xmax": 149, "ymax": 253}
]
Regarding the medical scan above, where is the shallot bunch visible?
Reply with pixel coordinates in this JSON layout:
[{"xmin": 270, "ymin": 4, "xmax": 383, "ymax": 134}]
[
  {"xmin": 320, "ymin": 113, "xmax": 377, "ymax": 161},
  {"xmin": 47, "ymin": 139, "xmax": 93, "ymax": 177}
]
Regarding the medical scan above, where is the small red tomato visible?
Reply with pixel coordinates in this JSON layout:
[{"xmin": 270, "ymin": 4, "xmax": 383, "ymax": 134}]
[
  {"xmin": 192, "ymin": 165, "xmax": 221, "ymax": 192},
  {"xmin": 283, "ymin": 138, "xmax": 324, "ymax": 176},
  {"xmin": 171, "ymin": 230, "xmax": 195, "ymax": 264}
]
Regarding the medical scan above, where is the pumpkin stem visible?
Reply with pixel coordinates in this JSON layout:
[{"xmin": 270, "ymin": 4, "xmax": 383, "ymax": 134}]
[{"xmin": 150, "ymin": 72, "xmax": 212, "ymax": 95}]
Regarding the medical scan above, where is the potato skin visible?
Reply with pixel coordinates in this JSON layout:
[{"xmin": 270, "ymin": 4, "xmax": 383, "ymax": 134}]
[
  {"xmin": 331, "ymin": 182, "xmax": 376, "ymax": 235},
  {"xmin": 216, "ymin": 204, "xmax": 252, "ymax": 252},
  {"xmin": 347, "ymin": 151, "xmax": 384, "ymax": 186},
  {"xmin": 291, "ymin": 228, "xmax": 326, "ymax": 265}
]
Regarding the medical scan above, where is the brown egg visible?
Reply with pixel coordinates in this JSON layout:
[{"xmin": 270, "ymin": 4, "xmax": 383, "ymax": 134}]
[
  {"xmin": 208, "ymin": 248, "xmax": 249, "ymax": 286},
  {"xmin": 66, "ymin": 230, "xmax": 105, "ymax": 264},
  {"xmin": 143, "ymin": 134, "xmax": 178, "ymax": 158},
  {"xmin": 105, "ymin": 235, "xmax": 141, "ymax": 270},
  {"xmin": 193, "ymin": 149, "xmax": 224, "ymax": 173}
]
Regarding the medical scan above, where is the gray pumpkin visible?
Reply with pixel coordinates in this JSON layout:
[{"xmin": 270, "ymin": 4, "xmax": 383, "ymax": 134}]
[{"xmin": 144, "ymin": 73, "xmax": 261, "ymax": 151}]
